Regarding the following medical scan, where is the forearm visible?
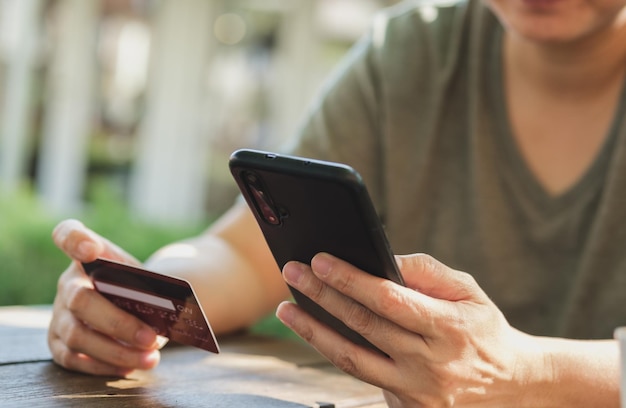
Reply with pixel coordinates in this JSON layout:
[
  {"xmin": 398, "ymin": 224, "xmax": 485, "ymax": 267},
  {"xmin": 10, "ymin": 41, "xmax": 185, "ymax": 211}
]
[
  {"xmin": 524, "ymin": 334, "xmax": 620, "ymax": 407},
  {"xmin": 143, "ymin": 204, "xmax": 289, "ymax": 335}
]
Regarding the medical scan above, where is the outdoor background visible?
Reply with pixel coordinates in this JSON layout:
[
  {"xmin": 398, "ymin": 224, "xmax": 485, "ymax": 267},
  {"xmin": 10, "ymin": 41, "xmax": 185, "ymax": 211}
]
[{"xmin": 0, "ymin": 0, "xmax": 399, "ymax": 335}]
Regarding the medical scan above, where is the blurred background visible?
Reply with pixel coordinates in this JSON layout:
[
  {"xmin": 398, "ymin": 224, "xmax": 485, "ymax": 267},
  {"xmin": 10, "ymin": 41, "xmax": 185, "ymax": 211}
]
[{"xmin": 0, "ymin": 0, "xmax": 399, "ymax": 332}]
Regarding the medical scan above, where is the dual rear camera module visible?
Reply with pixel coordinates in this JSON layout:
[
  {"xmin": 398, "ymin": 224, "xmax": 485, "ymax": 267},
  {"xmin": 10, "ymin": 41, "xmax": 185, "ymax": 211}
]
[{"xmin": 244, "ymin": 171, "xmax": 285, "ymax": 226}]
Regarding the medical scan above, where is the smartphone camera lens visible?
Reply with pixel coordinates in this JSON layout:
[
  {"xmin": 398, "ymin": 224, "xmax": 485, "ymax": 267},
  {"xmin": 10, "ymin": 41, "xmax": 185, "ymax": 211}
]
[
  {"xmin": 246, "ymin": 172, "xmax": 258, "ymax": 183},
  {"xmin": 244, "ymin": 172, "xmax": 282, "ymax": 226}
]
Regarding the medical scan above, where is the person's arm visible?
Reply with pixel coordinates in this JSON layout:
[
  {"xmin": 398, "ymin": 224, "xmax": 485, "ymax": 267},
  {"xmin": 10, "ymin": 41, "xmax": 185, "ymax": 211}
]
[
  {"xmin": 276, "ymin": 252, "xmax": 620, "ymax": 407},
  {"xmin": 48, "ymin": 202, "xmax": 288, "ymax": 377},
  {"xmin": 143, "ymin": 202, "xmax": 289, "ymax": 333},
  {"xmin": 528, "ymin": 336, "xmax": 619, "ymax": 407}
]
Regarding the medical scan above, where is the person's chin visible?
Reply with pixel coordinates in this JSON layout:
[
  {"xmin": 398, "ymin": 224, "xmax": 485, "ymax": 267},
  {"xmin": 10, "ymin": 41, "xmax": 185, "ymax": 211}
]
[
  {"xmin": 488, "ymin": 0, "xmax": 596, "ymax": 44},
  {"xmin": 506, "ymin": 16, "xmax": 592, "ymax": 45}
]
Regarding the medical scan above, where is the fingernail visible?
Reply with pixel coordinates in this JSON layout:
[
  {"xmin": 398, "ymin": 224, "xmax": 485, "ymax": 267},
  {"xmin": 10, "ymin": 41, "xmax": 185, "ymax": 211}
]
[
  {"xmin": 283, "ymin": 262, "xmax": 305, "ymax": 285},
  {"xmin": 141, "ymin": 350, "xmax": 160, "ymax": 368},
  {"xmin": 312, "ymin": 253, "xmax": 333, "ymax": 278},
  {"xmin": 155, "ymin": 335, "xmax": 169, "ymax": 350},
  {"xmin": 52, "ymin": 223, "xmax": 68, "ymax": 243},
  {"xmin": 276, "ymin": 302, "xmax": 294, "ymax": 327},
  {"xmin": 135, "ymin": 328, "xmax": 157, "ymax": 348}
]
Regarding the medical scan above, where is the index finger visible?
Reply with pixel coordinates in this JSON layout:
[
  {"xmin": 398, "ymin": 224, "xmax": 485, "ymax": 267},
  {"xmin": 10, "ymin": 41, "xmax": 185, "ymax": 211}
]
[
  {"xmin": 52, "ymin": 219, "xmax": 139, "ymax": 265},
  {"xmin": 309, "ymin": 253, "xmax": 456, "ymax": 339},
  {"xmin": 52, "ymin": 219, "xmax": 102, "ymax": 262}
]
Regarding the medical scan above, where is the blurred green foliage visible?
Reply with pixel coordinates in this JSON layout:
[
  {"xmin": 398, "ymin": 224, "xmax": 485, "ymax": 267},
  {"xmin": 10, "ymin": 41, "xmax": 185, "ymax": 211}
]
[{"xmin": 0, "ymin": 181, "xmax": 207, "ymax": 306}]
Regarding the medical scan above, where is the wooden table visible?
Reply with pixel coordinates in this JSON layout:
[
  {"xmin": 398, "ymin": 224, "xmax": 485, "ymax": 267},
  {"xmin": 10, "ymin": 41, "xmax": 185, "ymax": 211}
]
[{"xmin": 0, "ymin": 306, "xmax": 386, "ymax": 408}]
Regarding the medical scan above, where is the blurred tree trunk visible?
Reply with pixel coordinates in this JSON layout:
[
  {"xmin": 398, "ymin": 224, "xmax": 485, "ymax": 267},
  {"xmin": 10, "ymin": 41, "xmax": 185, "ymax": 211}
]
[
  {"xmin": 0, "ymin": 0, "xmax": 44, "ymax": 191},
  {"xmin": 37, "ymin": 0, "xmax": 99, "ymax": 213},
  {"xmin": 130, "ymin": 0, "xmax": 215, "ymax": 225}
]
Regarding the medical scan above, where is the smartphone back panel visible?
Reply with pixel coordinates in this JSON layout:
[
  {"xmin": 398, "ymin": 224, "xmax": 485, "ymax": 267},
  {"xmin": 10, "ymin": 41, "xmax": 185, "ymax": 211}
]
[{"xmin": 229, "ymin": 149, "xmax": 403, "ymax": 352}]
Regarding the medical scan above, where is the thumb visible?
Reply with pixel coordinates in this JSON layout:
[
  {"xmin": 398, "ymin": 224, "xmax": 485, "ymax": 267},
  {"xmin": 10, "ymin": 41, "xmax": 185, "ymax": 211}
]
[
  {"xmin": 52, "ymin": 219, "xmax": 140, "ymax": 266},
  {"xmin": 395, "ymin": 253, "xmax": 482, "ymax": 302}
]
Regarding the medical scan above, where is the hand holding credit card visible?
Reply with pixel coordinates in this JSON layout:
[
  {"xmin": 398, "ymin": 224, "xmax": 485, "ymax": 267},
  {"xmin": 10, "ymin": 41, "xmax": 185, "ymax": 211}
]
[{"xmin": 82, "ymin": 258, "xmax": 219, "ymax": 353}]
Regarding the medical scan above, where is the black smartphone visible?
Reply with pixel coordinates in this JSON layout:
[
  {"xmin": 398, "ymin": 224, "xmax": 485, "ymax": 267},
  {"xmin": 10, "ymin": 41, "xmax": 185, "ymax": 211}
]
[{"xmin": 229, "ymin": 148, "xmax": 404, "ymax": 353}]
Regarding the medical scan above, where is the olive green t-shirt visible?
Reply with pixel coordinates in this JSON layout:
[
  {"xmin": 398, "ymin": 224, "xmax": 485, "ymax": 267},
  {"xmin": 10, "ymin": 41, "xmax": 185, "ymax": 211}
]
[{"xmin": 285, "ymin": 0, "xmax": 626, "ymax": 339}]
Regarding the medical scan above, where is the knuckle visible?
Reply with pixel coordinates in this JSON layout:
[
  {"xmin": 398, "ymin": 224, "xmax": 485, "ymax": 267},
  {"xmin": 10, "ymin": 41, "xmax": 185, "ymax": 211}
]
[
  {"xmin": 333, "ymin": 349, "xmax": 360, "ymax": 376},
  {"xmin": 420, "ymin": 253, "xmax": 452, "ymax": 279},
  {"xmin": 334, "ymin": 265, "xmax": 357, "ymax": 293},
  {"xmin": 105, "ymin": 312, "xmax": 130, "ymax": 334},
  {"xmin": 56, "ymin": 274, "xmax": 67, "ymax": 294},
  {"xmin": 56, "ymin": 265, "xmax": 77, "ymax": 293},
  {"xmin": 54, "ymin": 346, "xmax": 75, "ymax": 370},
  {"xmin": 456, "ymin": 270, "xmax": 478, "ymax": 291},
  {"xmin": 451, "ymin": 271, "xmax": 479, "ymax": 300},
  {"xmin": 419, "ymin": 306, "xmax": 439, "ymax": 335},
  {"xmin": 376, "ymin": 282, "xmax": 407, "ymax": 315},
  {"xmin": 418, "ymin": 253, "xmax": 440, "ymax": 271},
  {"xmin": 446, "ymin": 315, "xmax": 468, "ymax": 338},
  {"xmin": 307, "ymin": 276, "xmax": 328, "ymax": 304},
  {"xmin": 344, "ymin": 302, "xmax": 377, "ymax": 336},
  {"xmin": 63, "ymin": 321, "xmax": 86, "ymax": 349},
  {"xmin": 66, "ymin": 283, "xmax": 92, "ymax": 314}
]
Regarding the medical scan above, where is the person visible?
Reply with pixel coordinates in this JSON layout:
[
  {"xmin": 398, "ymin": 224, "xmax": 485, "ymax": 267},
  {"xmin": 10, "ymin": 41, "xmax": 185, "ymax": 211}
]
[{"xmin": 48, "ymin": 0, "xmax": 626, "ymax": 405}]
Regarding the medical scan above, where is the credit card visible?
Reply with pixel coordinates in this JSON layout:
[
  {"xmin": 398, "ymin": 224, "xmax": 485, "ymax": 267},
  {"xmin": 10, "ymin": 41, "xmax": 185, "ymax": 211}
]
[{"xmin": 82, "ymin": 258, "xmax": 219, "ymax": 353}]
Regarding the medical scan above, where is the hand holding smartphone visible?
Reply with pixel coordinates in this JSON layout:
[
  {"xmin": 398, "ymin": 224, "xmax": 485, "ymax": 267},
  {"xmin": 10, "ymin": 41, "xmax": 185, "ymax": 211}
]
[{"xmin": 229, "ymin": 149, "xmax": 404, "ymax": 353}]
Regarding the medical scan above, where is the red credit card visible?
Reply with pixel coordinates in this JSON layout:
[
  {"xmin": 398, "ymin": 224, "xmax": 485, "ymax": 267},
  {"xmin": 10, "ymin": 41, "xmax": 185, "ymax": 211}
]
[{"xmin": 82, "ymin": 258, "xmax": 219, "ymax": 353}]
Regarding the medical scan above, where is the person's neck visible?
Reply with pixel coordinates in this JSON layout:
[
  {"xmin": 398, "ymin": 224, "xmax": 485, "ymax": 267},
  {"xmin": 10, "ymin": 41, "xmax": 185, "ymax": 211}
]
[{"xmin": 504, "ymin": 18, "xmax": 626, "ymax": 100}]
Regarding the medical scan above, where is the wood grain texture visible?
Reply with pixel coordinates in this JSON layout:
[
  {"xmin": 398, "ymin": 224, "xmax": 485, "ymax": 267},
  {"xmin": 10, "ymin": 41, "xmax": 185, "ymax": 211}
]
[{"xmin": 0, "ymin": 306, "xmax": 387, "ymax": 408}]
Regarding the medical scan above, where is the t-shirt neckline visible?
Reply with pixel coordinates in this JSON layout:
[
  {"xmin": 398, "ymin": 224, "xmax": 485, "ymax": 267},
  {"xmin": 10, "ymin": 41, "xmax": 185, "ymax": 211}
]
[{"xmin": 488, "ymin": 25, "xmax": 624, "ymax": 217}]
